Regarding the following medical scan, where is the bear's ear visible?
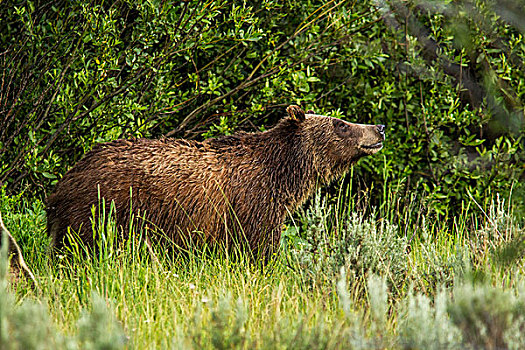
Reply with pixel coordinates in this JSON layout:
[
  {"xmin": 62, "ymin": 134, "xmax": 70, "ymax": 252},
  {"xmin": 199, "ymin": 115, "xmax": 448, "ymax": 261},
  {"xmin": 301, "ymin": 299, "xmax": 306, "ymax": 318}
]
[{"xmin": 286, "ymin": 105, "xmax": 306, "ymax": 122}]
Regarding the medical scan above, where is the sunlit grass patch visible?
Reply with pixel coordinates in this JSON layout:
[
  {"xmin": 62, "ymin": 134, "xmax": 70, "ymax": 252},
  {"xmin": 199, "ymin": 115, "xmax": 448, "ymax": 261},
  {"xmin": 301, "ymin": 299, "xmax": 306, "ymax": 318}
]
[{"xmin": 1, "ymin": 182, "xmax": 525, "ymax": 348}]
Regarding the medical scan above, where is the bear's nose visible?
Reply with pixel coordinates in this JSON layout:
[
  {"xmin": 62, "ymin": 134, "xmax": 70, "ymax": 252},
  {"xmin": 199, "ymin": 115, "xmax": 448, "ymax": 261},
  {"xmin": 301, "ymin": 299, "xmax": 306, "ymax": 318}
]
[{"xmin": 376, "ymin": 124, "xmax": 385, "ymax": 137}]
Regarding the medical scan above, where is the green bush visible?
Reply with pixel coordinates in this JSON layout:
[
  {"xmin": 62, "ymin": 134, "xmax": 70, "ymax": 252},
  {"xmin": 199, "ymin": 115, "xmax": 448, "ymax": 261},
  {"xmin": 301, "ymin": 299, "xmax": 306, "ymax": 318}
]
[
  {"xmin": 448, "ymin": 281, "xmax": 525, "ymax": 349},
  {"xmin": 397, "ymin": 288, "xmax": 463, "ymax": 349},
  {"xmin": 289, "ymin": 190, "xmax": 408, "ymax": 290}
]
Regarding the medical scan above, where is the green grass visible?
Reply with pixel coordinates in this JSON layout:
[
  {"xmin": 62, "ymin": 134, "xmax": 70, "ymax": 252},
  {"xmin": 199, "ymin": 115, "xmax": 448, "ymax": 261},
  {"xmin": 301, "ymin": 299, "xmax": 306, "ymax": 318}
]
[{"xmin": 1, "ymin": 183, "xmax": 525, "ymax": 349}]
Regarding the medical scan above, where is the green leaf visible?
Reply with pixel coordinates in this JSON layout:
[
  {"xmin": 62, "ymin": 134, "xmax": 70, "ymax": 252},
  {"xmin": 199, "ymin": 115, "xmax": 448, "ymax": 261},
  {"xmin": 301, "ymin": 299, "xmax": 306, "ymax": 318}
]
[{"xmin": 42, "ymin": 172, "xmax": 57, "ymax": 179}]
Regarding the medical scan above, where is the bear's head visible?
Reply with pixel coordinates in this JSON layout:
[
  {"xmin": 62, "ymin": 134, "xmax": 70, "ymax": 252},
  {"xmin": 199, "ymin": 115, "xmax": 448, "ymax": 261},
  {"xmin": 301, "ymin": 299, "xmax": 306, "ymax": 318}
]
[{"xmin": 285, "ymin": 105, "xmax": 385, "ymax": 181}]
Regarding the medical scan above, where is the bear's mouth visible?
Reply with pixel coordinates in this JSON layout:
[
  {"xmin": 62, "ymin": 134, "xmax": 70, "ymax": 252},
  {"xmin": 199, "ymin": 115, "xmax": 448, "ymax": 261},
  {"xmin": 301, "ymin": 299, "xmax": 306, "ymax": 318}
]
[{"xmin": 361, "ymin": 142, "xmax": 383, "ymax": 150}]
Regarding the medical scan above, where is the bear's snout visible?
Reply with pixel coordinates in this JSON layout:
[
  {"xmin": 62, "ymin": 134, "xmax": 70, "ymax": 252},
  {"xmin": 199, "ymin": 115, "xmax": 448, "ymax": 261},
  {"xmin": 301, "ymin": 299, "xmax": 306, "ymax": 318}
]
[
  {"xmin": 376, "ymin": 124, "xmax": 386, "ymax": 139},
  {"xmin": 358, "ymin": 124, "xmax": 385, "ymax": 154}
]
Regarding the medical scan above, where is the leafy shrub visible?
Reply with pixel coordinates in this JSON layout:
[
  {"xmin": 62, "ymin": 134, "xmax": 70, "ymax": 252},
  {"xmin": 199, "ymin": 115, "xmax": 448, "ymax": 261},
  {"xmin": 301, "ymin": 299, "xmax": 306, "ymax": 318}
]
[
  {"xmin": 187, "ymin": 294, "xmax": 248, "ymax": 350},
  {"xmin": 290, "ymin": 191, "xmax": 408, "ymax": 290},
  {"xmin": 339, "ymin": 273, "xmax": 525, "ymax": 350},
  {"xmin": 397, "ymin": 288, "xmax": 463, "ymax": 349},
  {"xmin": 449, "ymin": 281, "xmax": 525, "ymax": 350},
  {"xmin": 77, "ymin": 292, "xmax": 128, "ymax": 350}
]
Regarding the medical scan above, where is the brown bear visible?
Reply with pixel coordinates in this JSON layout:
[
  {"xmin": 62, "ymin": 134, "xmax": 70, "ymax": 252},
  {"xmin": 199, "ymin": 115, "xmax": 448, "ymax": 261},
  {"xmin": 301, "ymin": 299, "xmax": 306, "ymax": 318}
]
[{"xmin": 46, "ymin": 105, "xmax": 385, "ymax": 259}]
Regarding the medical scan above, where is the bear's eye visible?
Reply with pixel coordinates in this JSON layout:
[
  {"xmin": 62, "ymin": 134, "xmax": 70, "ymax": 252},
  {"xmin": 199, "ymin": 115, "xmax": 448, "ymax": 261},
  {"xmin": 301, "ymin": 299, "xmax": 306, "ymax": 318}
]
[
  {"xmin": 333, "ymin": 119, "xmax": 353, "ymax": 138},
  {"xmin": 334, "ymin": 120, "xmax": 348, "ymax": 131}
]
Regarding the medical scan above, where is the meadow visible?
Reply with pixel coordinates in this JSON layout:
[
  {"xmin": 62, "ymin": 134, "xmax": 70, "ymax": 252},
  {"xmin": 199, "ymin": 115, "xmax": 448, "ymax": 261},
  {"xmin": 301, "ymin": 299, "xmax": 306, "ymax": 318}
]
[{"xmin": 2, "ymin": 176, "xmax": 524, "ymax": 349}]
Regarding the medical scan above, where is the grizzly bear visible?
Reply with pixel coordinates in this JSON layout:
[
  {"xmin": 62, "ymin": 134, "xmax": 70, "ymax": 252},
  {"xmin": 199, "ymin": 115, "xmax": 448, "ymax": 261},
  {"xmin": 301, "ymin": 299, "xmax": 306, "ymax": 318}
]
[{"xmin": 46, "ymin": 105, "xmax": 385, "ymax": 259}]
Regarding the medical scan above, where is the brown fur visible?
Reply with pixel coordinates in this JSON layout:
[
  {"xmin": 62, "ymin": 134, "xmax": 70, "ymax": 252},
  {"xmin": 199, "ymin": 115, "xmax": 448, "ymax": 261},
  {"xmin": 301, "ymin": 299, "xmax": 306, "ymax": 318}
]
[{"xmin": 46, "ymin": 106, "xmax": 385, "ymax": 258}]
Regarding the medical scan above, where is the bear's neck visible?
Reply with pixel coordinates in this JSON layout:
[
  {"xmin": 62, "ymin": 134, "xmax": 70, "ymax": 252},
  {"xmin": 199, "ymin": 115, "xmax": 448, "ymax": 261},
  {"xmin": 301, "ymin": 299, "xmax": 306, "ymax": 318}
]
[{"xmin": 251, "ymin": 127, "xmax": 319, "ymax": 211}]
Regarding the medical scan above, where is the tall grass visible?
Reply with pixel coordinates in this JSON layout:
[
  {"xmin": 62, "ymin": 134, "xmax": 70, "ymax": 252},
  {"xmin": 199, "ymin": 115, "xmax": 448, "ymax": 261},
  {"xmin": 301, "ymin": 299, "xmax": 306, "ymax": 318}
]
[{"xmin": 1, "ymin": 181, "xmax": 524, "ymax": 349}]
